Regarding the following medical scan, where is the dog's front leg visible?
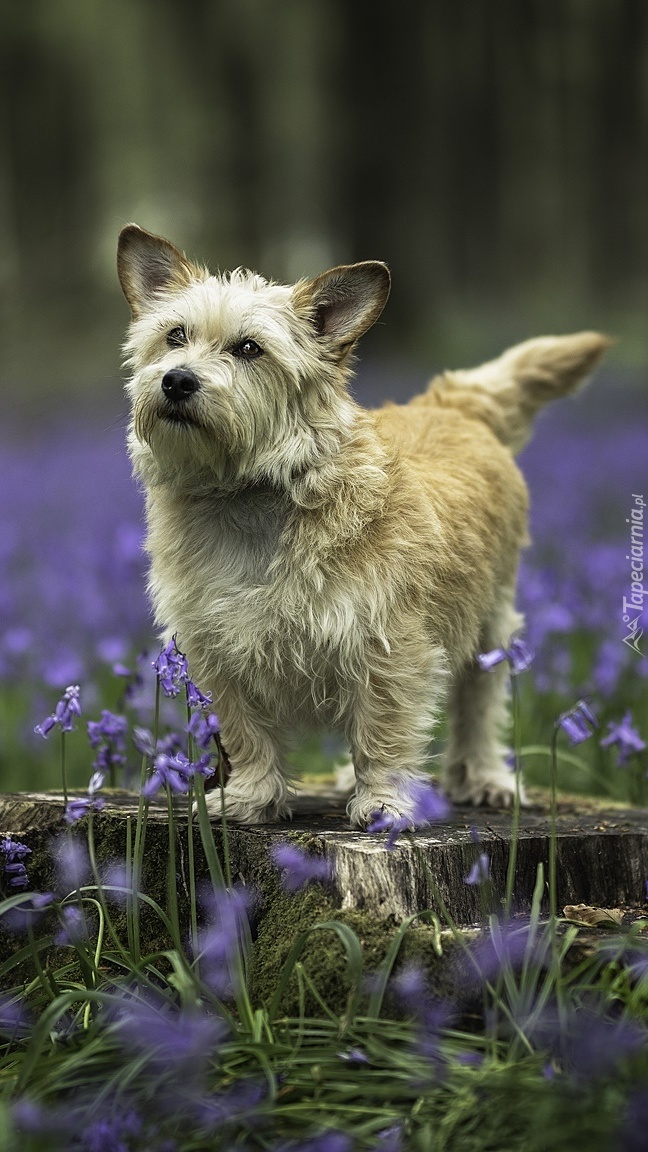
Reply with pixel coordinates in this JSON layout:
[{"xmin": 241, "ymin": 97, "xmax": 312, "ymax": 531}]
[
  {"xmin": 204, "ymin": 680, "xmax": 292, "ymax": 824},
  {"xmin": 344, "ymin": 639, "xmax": 447, "ymax": 828}
]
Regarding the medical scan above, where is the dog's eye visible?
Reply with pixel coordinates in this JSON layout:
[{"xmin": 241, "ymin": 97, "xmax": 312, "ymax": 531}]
[
  {"xmin": 166, "ymin": 326, "xmax": 188, "ymax": 348},
  {"xmin": 232, "ymin": 339, "xmax": 263, "ymax": 360}
]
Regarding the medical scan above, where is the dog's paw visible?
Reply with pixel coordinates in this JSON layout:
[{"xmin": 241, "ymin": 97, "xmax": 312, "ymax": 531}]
[
  {"xmin": 197, "ymin": 786, "xmax": 291, "ymax": 826},
  {"xmin": 444, "ymin": 760, "xmax": 528, "ymax": 809},
  {"xmin": 347, "ymin": 783, "xmax": 417, "ymax": 830}
]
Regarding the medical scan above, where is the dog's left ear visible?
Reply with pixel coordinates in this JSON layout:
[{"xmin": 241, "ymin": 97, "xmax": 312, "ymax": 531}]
[
  {"xmin": 294, "ymin": 262, "xmax": 391, "ymax": 351},
  {"xmin": 117, "ymin": 224, "xmax": 199, "ymax": 318}
]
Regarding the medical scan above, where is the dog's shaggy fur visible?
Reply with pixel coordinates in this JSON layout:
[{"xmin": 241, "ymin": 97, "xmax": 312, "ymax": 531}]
[{"xmin": 117, "ymin": 224, "xmax": 609, "ymax": 827}]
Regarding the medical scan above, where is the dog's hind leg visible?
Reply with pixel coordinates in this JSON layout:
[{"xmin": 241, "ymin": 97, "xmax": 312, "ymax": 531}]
[{"xmin": 442, "ymin": 587, "xmax": 528, "ymax": 808}]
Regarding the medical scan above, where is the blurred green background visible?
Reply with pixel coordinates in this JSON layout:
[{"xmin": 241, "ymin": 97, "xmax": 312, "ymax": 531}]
[{"xmin": 3, "ymin": 0, "xmax": 648, "ymax": 411}]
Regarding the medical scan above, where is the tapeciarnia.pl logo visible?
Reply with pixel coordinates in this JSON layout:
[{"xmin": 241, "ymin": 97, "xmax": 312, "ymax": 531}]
[{"xmin": 622, "ymin": 493, "xmax": 645, "ymax": 655}]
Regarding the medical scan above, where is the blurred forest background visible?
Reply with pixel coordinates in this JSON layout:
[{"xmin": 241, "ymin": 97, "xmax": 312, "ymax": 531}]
[{"xmin": 2, "ymin": 0, "xmax": 648, "ymax": 412}]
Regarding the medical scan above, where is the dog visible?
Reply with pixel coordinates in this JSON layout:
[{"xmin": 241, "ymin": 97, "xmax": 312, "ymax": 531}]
[{"xmin": 117, "ymin": 224, "xmax": 608, "ymax": 827}]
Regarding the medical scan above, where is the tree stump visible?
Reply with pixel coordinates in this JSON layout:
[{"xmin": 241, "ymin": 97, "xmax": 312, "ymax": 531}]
[{"xmin": 2, "ymin": 788, "xmax": 647, "ymax": 926}]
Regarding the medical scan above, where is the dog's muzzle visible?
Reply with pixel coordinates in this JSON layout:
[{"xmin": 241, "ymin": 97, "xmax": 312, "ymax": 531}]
[{"xmin": 161, "ymin": 367, "xmax": 200, "ymax": 403}]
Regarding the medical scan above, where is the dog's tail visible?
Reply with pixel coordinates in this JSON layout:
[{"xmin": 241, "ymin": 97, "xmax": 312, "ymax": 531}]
[{"xmin": 427, "ymin": 332, "xmax": 611, "ymax": 454}]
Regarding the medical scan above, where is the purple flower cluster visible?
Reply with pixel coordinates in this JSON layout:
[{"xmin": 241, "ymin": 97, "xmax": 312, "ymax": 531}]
[
  {"xmin": 195, "ymin": 886, "xmax": 255, "ymax": 997},
  {"xmin": 87, "ymin": 709, "xmax": 128, "ymax": 779},
  {"xmin": 141, "ymin": 749, "xmax": 214, "ymax": 799},
  {"xmin": 0, "ymin": 422, "xmax": 150, "ymax": 696},
  {"xmin": 153, "ymin": 636, "xmax": 212, "ymax": 711},
  {"xmin": 34, "ymin": 684, "xmax": 82, "ymax": 737},
  {"xmin": 1, "ymin": 837, "xmax": 31, "ymax": 893}
]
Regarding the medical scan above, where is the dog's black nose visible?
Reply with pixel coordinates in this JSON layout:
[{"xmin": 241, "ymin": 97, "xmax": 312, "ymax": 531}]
[{"xmin": 161, "ymin": 367, "xmax": 200, "ymax": 403}]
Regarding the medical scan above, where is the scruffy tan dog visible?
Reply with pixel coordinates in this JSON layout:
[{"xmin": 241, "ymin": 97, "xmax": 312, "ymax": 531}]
[{"xmin": 117, "ymin": 224, "xmax": 608, "ymax": 827}]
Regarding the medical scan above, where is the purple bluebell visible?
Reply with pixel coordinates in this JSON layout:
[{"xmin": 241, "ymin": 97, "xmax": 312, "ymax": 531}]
[
  {"xmin": 53, "ymin": 834, "xmax": 90, "ymax": 892},
  {"xmin": 64, "ymin": 770, "xmax": 106, "ymax": 823},
  {"xmin": 477, "ymin": 636, "xmax": 533, "ymax": 675},
  {"xmin": 296, "ymin": 1134, "xmax": 354, "ymax": 1152},
  {"xmin": 197, "ymin": 885, "xmax": 255, "ymax": 996},
  {"xmin": 133, "ymin": 727, "xmax": 182, "ymax": 758},
  {"xmin": 464, "ymin": 853, "xmax": 491, "ymax": 886},
  {"xmin": 600, "ymin": 711, "xmax": 646, "ymax": 766},
  {"xmin": 186, "ymin": 679, "xmax": 212, "ymax": 709},
  {"xmin": 87, "ymin": 709, "xmax": 128, "ymax": 778},
  {"xmin": 141, "ymin": 750, "xmax": 214, "ymax": 799},
  {"xmin": 470, "ymin": 922, "xmax": 545, "ymax": 986},
  {"xmin": 110, "ymin": 991, "xmax": 226, "ymax": 1075},
  {"xmin": 1, "ymin": 837, "xmax": 31, "ymax": 892},
  {"xmin": 81, "ymin": 1110, "xmax": 142, "ymax": 1152},
  {"xmin": 557, "ymin": 699, "xmax": 598, "ymax": 744},
  {"xmin": 153, "ymin": 636, "xmax": 190, "ymax": 697},
  {"xmin": 34, "ymin": 684, "xmax": 82, "ymax": 737},
  {"xmin": 367, "ymin": 779, "xmax": 450, "ymax": 847},
  {"xmin": 187, "ymin": 710, "xmax": 221, "ymax": 749},
  {"xmin": 64, "ymin": 797, "xmax": 105, "ymax": 824},
  {"xmin": 100, "ymin": 860, "xmax": 132, "ymax": 906},
  {"xmin": 527, "ymin": 1004, "xmax": 645, "ymax": 1081},
  {"xmin": 270, "ymin": 843, "xmax": 332, "ymax": 892}
]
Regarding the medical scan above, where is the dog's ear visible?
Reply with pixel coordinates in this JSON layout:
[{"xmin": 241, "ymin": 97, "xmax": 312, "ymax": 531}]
[
  {"xmin": 294, "ymin": 262, "xmax": 390, "ymax": 352},
  {"xmin": 117, "ymin": 224, "xmax": 198, "ymax": 318}
]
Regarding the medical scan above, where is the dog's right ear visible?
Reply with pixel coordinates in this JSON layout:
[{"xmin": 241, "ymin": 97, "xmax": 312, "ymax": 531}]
[{"xmin": 117, "ymin": 224, "xmax": 198, "ymax": 318}]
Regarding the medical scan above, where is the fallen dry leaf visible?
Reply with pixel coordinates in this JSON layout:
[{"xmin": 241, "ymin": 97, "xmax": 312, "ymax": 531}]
[{"xmin": 563, "ymin": 904, "xmax": 624, "ymax": 928}]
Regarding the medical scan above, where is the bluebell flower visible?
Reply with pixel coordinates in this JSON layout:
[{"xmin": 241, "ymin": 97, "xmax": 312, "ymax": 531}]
[
  {"xmin": 1, "ymin": 837, "xmax": 31, "ymax": 892},
  {"xmin": 81, "ymin": 1110, "xmax": 142, "ymax": 1152},
  {"xmin": 64, "ymin": 768, "xmax": 106, "ymax": 823},
  {"xmin": 600, "ymin": 711, "xmax": 646, "ymax": 766},
  {"xmin": 270, "ymin": 843, "xmax": 332, "ymax": 892},
  {"xmin": 141, "ymin": 750, "xmax": 214, "ymax": 799},
  {"xmin": 53, "ymin": 835, "xmax": 90, "ymax": 892},
  {"xmin": 110, "ymin": 991, "xmax": 226, "ymax": 1075},
  {"xmin": 187, "ymin": 710, "xmax": 221, "ymax": 749},
  {"xmin": 186, "ymin": 679, "xmax": 212, "ymax": 709},
  {"xmin": 153, "ymin": 636, "xmax": 190, "ymax": 697},
  {"xmin": 87, "ymin": 709, "xmax": 128, "ymax": 778},
  {"xmin": 35, "ymin": 684, "xmax": 82, "ymax": 737},
  {"xmin": 196, "ymin": 885, "xmax": 255, "ymax": 996},
  {"xmin": 367, "ymin": 779, "xmax": 450, "ymax": 847},
  {"xmin": 557, "ymin": 699, "xmax": 598, "ymax": 745},
  {"xmin": 477, "ymin": 636, "xmax": 533, "ymax": 675}
]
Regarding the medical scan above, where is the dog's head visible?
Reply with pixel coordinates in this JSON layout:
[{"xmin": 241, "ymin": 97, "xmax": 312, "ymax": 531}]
[{"xmin": 117, "ymin": 225, "xmax": 390, "ymax": 490}]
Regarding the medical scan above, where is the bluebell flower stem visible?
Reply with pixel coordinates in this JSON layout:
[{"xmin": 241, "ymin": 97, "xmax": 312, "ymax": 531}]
[
  {"xmin": 131, "ymin": 678, "xmax": 159, "ymax": 961},
  {"xmin": 185, "ymin": 700, "xmax": 199, "ymax": 964},
  {"xmin": 549, "ymin": 726, "xmax": 559, "ymax": 926},
  {"xmin": 218, "ymin": 749, "xmax": 232, "ymax": 889},
  {"xmin": 60, "ymin": 730, "xmax": 68, "ymax": 806},
  {"xmin": 165, "ymin": 785, "xmax": 182, "ymax": 952},
  {"xmin": 504, "ymin": 673, "xmax": 522, "ymax": 918}
]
